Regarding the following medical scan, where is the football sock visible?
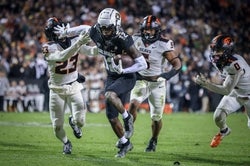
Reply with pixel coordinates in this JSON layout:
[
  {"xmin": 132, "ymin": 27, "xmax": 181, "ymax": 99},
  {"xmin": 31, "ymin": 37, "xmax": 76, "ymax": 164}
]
[
  {"xmin": 220, "ymin": 127, "xmax": 228, "ymax": 134},
  {"xmin": 122, "ymin": 110, "xmax": 129, "ymax": 119},
  {"xmin": 63, "ymin": 138, "xmax": 69, "ymax": 144},
  {"xmin": 120, "ymin": 136, "xmax": 128, "ymax": 144}
]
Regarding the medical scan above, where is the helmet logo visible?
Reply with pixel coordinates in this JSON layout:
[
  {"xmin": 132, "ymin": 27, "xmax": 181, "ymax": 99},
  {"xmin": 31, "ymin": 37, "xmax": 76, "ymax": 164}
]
[
  {"xmin": 115, "ymin": 13, "xmax": 120, "ymax": 21},
  {"xmin": 223, "ymin": 37, "xmax": 232, "ymax": 46}
]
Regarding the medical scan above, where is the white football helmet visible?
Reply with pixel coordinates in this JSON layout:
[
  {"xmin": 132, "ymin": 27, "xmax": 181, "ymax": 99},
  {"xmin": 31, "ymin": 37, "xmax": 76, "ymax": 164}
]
[{"xmin": 97, "ymin": 8, "xmax": 121, "ymax": 39}]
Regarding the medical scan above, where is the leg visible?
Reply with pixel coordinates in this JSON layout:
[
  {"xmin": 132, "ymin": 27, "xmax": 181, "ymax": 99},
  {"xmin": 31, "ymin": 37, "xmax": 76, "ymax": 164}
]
[
  {"xmin": 129, "ymin": 80, "xmax": 148, "ymax": 122},
  {"xmin": 210, "ymin": 96, "xmax": 241, "ymax": 148},
  {"xmin": 237, "ymin": 97, "xmax": 250, "ymax": 129},
  {"xmin": 109, "ymin": 117, "xmax": 125, "ymax": 139},
  {"xmin": 151, "ymin": 120, "xmax": 162, "ymax": 140},
  {"xmin": 145, "ymin": 81, "xmax": 165, "ymax": 152},
  {"xmin": 105, "ymin": 93, "xmax": 133, "ymax": 158},
  {"xmin": 128, "ymin": 99, "xmax": 140, "ymax": 122},
  {"xmin": 49, "ymin": 90, "xmax": 71, "ymax": 154},
  {"xmin": 106, "ymin": 91, "xmax": 134, "ymax": 138}
]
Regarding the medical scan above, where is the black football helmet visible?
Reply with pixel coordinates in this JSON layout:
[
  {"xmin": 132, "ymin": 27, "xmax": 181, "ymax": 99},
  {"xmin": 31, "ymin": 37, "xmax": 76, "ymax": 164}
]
[
  {"xmin": 209, "ymin": 34, "xmax": 235, "ymax": 70},
  {"xmin": 140, "ymin": 15, "xmax": 161, "ymax": 43},
  {"xmin": 44, "ymin": 17, "xmax": 65, "ymax": 41}
]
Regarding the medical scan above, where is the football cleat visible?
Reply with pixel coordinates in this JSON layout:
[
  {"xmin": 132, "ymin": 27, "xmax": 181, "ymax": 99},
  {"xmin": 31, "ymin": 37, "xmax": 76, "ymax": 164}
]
[
  {"xmin": 210, "ymin": 128, "xmax": 231, "ymax": 148},
  {"xmin": 69, "ymin": 115, "xmax": 82, "ymax": 139},
  {"xmin": 145, "ymin": 138, "xmax": 157, "ymax": 152},
  {"xmin": 123, "ymin": 113, "xmax": 134, "ymax": 139},
  {"xmin": 115, "ymin": 140, "xmax": 133, "ymax": 158},
  {"xmin": 63, "ymin": 140, "xmax": 72, "ymax": 154}
]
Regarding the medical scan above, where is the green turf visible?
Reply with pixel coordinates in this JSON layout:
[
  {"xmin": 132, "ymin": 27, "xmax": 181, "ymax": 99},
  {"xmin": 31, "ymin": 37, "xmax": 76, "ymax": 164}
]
[{"xmin": 0, "ymin": 111, "xmax": 249, "ymax": 166}]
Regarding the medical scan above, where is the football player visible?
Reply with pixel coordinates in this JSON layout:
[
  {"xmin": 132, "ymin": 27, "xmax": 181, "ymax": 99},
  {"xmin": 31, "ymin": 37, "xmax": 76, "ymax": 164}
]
[
  {"xmin": 53, "ymin": 8, "xmax": 148, "ymax": 158},
  {"xmin": 127, "ymin": 15, "xmax": 182, "ymax": 152},
  {"xmin": 42, "ymin": 17, "xmax": 94, "ymax": 154},
  {"xmin": 195, "ymin": 34, "xmax": 250, "ymax": 147}
]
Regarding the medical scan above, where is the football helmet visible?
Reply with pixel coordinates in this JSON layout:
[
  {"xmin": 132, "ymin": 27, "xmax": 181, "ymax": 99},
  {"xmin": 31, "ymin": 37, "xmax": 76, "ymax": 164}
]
[
  {"xmin": 140, "ymin": 15, "xmax": 161, "ymax": 43},
  {"xmin": 97, "ymin": 8, "xmax": 121, "ymax": 40},
  {"xmin": 209, "ymin": 34, "xmax": 235, "ymax": 70},
  {"xmin": 44, "ymin": 17, "xmax": 66, "ymax": 41}
]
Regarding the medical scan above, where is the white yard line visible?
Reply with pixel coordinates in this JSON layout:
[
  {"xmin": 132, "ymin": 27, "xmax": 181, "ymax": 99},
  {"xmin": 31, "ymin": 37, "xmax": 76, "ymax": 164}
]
[{"xmin": 0, "ymin": 121, "xmax": 109, "ymax": 127}]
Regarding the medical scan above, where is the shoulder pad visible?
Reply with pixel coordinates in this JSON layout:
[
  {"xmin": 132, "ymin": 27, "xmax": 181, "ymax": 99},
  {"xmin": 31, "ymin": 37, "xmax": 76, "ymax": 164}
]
[
  {"xmin": 42, "ymin": 42, "xmax": 58, "ymax": 55},
  {"xmin": 159, "ymin": 36, "xmax": 169, "ymax": 43}
]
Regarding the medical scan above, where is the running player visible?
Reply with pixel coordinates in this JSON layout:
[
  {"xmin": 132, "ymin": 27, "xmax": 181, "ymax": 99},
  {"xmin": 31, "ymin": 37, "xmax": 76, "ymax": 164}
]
[{"xmin": 127, "ymin": 15, "xmax": 182, "ymax": 152}]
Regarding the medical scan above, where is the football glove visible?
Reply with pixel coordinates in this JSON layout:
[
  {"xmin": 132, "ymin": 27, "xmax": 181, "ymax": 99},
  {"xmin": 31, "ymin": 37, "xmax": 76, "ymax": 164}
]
[
  {"xmin": 53, "ymin": 23, "xmax": 70, "ymax": 39},
  {"xmin": 194, "ymin": 73, "xmax": 208, "ymax": 87},
  {"xmin": 157, "ymin": 77, "xmax": 166, "ymax": 82},
  {"xmin": 111, "ymin": 58, "xmax": 123, "ymax": 74},
  {"xmin": 77, "ymin": 31, "xmax": 90, "ymax": 46}
]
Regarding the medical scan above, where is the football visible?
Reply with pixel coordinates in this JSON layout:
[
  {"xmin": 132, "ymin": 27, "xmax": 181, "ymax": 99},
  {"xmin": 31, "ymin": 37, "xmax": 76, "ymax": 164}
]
[{"xmin": 113, "ymin": 54, "xmax": 134, "ymax": 68}]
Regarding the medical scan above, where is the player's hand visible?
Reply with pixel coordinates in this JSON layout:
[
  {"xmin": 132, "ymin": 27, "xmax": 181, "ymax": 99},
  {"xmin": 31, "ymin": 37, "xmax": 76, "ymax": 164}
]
[
  {"xmin": 111, "ymin": 58, "xmax": 123, "ymax": 74},
  {"xmin": 194, "ymin": 73, "xmax": 208, "ymax": 87},
  {"xmin": 53, "ymin": 23, "xmax": 70, "ymax": 39},
  {"xmin": 77, "ymin": 31, "xmax": 90, "ymax": 45},
  {"xmin": 157, "ymin": 77, "xmax": 166, "ymax": 82}
]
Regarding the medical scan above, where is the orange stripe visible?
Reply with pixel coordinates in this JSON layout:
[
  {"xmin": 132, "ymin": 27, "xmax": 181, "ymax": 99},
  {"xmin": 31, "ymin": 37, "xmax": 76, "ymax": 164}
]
[
  {"xmin": 53, "ymin": 17, "xmax": 58, "ymax": 22},
  {"xmin": 146, "ymin": 15, "xmax": 152, "ymax": 28}
]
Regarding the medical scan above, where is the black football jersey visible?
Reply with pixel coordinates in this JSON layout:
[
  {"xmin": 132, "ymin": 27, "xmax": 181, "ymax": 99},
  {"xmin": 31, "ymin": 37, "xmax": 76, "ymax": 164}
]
[{"xmin": 89, "ymin": 25, "xmax": 134, "ymax": 75}]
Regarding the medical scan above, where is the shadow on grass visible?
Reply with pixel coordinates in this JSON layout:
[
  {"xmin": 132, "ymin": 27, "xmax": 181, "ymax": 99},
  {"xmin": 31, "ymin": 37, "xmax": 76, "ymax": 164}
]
[
  {"xmin": 172, "ymin": 153, "xmax": 250, "ymax": 166},
  {"xmin": 127, "ymin": 151, "xmax": 250, "ymax": 166}
]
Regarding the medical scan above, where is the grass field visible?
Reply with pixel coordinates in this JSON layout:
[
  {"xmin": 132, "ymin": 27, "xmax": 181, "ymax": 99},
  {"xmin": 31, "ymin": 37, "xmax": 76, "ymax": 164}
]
[{"xmin": 0, "ymin": 111, "xmax": 249, "ymax": 166}]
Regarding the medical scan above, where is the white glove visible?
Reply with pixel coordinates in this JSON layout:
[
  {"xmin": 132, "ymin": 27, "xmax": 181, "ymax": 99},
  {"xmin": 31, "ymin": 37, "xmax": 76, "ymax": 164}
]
[
  {"xmin": 157, "ymin": 77, "xmax": 166, "ymax": 82},
  {"xmin": 77, "ymin": 31, "xmax": 90, "ymax": 46},
  {"xmin": 53, "ymin": 23, "xmax": 70, "ymax": 39},
  {"xmin": 194, "ymin": 73, "xmax": 208, "ymax": 87},
  {"xmin": 111, "ymin": 58, "xmax": 123, "ymax": 74}
]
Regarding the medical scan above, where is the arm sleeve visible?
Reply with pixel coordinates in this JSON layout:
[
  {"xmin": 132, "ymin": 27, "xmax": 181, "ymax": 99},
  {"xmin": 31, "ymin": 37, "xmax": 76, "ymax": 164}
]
[
  {"xmin": 46, "ymin": 42, "xmax": 81, "ymax": 61},
  {"xmin": 79, "ymin": 45, "xmax": 99, "ymax": 56},
  {"xmin": 205, "ymin": 70, "xmax": 244, "ymax": 95},
  {"xmin": 123, "ymin": 56, "xmax": 148, "ymax": 74},
  {"xmin": 160, "ymin": 67, "xmax": 181, "ymax": 80},
  {"xmin": 66, "ymin": 25, "xmax": 91, "ymax": 37}
]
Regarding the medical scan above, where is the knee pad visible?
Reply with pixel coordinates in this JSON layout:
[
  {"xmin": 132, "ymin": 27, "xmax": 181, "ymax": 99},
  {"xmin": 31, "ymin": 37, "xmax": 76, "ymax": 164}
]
[
  {"xmin": 151, "ymin": 114, "xmax": 162, "ymax": 121},
  {"xmin": 213, "ymin": 108, "xmax": 227, "ymax": 122}
]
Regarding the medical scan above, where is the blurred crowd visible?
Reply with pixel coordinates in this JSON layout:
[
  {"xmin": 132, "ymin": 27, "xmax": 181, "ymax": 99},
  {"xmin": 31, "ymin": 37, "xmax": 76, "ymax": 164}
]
[{"xmin": 0, "ymin": 0, "xmax": 249, "ymax": 113}]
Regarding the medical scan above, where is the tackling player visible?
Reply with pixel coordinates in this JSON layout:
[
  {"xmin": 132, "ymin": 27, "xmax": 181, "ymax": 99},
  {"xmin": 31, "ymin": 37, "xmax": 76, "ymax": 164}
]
[
  {"xmin": 126, "ymin": 15, "xmax": 182, "ymax": 152},
  {"xmin": 42, "ymin": 17, "xmax": 94, "ymax": 154},
  {"xmin": 195, "ymin": 34, "xmax": 250, "ymax": 147}
]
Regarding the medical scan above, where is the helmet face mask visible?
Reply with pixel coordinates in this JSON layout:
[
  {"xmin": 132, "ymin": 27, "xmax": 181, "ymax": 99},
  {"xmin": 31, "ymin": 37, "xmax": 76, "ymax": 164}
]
[
  {"xmin": 44, "ymin": 17, "xmax": 66, "ymax": 42},
  {"xmin": 97, "ymin": 8, "xmax": 121, "ymax": 40},
  {"xmin": 209, "ymin": 35, "xmax": 234, "ymax": 70},
  {"xmin": 140, "ymin": 15, "xmax": 161, "ymax": 43}
]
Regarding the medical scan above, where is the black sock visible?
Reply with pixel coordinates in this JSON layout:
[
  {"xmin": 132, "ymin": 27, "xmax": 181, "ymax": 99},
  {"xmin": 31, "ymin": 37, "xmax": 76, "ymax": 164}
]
[{"xmin": 220, "ymin": 128, "xmax": 228, "ymax": 133}]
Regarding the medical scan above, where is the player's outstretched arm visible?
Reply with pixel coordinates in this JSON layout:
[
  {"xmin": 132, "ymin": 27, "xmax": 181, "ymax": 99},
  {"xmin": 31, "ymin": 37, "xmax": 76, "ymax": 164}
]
[
  {"xmin": 194, "ymin": 70, "xmax": 244, "ymax": 95},
  {"xmin": 54, "ymin": 25, "xmax": 91, "ymax": 39},
  {"xmin": 44, "ymin": 32, "xmax": 90, "ymax": 61}
]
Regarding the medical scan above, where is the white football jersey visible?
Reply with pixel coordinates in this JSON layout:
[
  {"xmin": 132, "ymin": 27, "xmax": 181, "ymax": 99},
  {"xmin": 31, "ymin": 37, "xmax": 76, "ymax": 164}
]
[
  {"xmin": 132, "ymin": 35, "xmax": 175, "ymax": 76},
  {"xmin": 43, "ymin": 37, "xmax": 87, "ymax": 86},
  {"xmin": 223, "ymin": 54, "xmax": 250, "ymax": 97}
]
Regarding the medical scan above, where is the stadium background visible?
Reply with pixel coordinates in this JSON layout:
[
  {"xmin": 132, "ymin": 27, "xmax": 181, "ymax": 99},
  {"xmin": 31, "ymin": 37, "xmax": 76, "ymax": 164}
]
[{"xmin": 0, "ymin": 0, "xmax": 249, "ymax": 113}]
